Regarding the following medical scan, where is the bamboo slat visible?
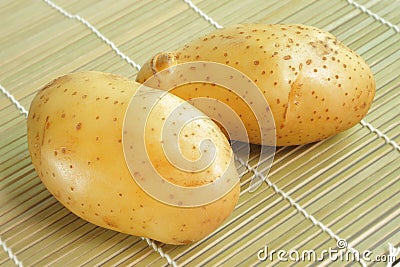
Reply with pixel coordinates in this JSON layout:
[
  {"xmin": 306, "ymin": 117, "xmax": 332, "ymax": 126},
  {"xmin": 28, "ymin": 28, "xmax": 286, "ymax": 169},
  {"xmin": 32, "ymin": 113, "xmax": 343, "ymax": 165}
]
[{"xmin": 1, "ymin": 0, "xmax": 399, "ymax": 266}]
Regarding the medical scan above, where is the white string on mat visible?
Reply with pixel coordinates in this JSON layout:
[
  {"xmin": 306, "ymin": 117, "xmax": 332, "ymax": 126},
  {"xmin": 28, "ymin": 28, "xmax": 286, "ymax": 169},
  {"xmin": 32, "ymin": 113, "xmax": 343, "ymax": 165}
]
[
  {"xmin": 142, "ymin": 237, "xmax": 178, "ymax": 267},
  {"xmin": 182, "ymin": 0, "xmax": 223, "ymax": 29},
  {"xmin": 234, "ymin": 157, "xmax": 368, "ymax": 267},
  {"xmin": 184, "ymin": 0, "xmax": 400, "ymax": 153},
  {"xmin": 345, "ymin": 0, "xmax": 400, "ymax": 33},
  {"xmin": 387, "ymin": 243, "xmax": 400, "ymax": 267},
  {"xmin": 42, "ymin": 0, "xmax": 141, "ymax": 71},
  {"xmin": 0, "ymin": 237, "xmax": 23, "ymax": 267},
  {"xmin": 0, "ymin": 84, "xmax": 26, "ymax": 267},
  {"xmin": 0, "ymin": 83, "xmax": 180, "ymax": 267},
  {"xmin": 360, "ymin": 120, "xmax": 400, "ymax": 151},
  {"xmin": 1, "ymin": 0, "xmax": 398, "ymax": 266},
  {"xmin": 344, "ymin": 0, "xmax": 400, "ymax": 152},
  {"xmin": 0, "ymin": 84, "xmax": 29, "ymax": 117},
  {"xmin": 1, "ymin": 1, "xmax": 177, "ymax": 267},
  {"xmin": 181, "ymin": 0, "xmax": 399, "ymax": 266}
]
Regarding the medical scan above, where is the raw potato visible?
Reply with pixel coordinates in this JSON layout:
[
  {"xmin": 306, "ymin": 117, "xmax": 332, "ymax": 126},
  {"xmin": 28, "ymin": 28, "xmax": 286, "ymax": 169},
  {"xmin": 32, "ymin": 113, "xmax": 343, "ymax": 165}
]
[
  {"xmin": 137, "ymin": 24, "xmax": 376, "ymax": 146},
  {"xmin": 27, "ymin": 71, "xmax": 240, "ymax": 245}
]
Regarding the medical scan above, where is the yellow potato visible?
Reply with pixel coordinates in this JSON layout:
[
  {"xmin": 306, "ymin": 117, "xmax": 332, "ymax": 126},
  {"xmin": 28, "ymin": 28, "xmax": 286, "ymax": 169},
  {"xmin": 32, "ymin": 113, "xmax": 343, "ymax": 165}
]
[
  {"xmin": 137, "ymin": 24, "xmax": 376, "ymax": 146},
  {"xmin": 27, "ymin": 71, "xmax": 240, "ymax": 245}
]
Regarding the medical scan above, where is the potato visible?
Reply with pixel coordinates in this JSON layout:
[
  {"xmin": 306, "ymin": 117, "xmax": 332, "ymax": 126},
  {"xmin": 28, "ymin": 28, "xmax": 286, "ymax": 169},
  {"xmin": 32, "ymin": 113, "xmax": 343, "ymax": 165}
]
[
  {"xmin": 136, "ymin": 24, "xmax": 376, "ymax": 146},
  {"xmin": 27, "ymin": 71, "xmax": 240, "ymax": 245}
]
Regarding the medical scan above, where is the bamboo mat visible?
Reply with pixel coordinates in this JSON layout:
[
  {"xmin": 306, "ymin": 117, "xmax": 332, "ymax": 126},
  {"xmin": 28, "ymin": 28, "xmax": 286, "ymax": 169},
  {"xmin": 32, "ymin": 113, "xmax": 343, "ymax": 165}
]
[{"xmin": 1, "ymin": 0, "xmax": 399, "ymax": 266}]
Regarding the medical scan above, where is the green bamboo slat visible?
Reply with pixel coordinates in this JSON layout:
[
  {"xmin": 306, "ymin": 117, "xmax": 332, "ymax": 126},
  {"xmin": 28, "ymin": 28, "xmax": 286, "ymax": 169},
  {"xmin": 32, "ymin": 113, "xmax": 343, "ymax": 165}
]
[
  {"xmin": 95, "ymin": 241, "xmax": 157, "ymax": 266},
  {"xmin": 0, "ymin": 253, "xmax": 16, "ymax": 267},
  {"xmin": 68, "ymin": 233, "xmax": 136, "ymax": 266},
  {"xmin": 375, "ymin": 0, "xmax": 400, "ymax": 14},
  {"xmin": 267, "ymin": 157, "xmax": 398, "ymax": 260},
  {"xmin": 0, "ymin": 165, "xmax": 37, "ymax": 209},
  {"xmin": 252, "ymin": 144, "xmax": 396, "ymax": 264},
  {"xmin": 0, "ymin": 0, "xmax": 399, "ymax": 266},
  {"xmin": 150, "ymin": 0, "xmax": 396, "ymax": 266},
  {"xmin": 0, "ymin": 1, "xmax": 189, "ymax": 106},
  {"xmin": 306, "ymin": 161, "xmax": 399, "ymax": 241},
  {"xmin": 27, "ymin": 223, "xmax": 100, "ymax": 266},
  {"xmin": 0, "ymin": 188, "xmax": 51, "ymax": 232},
  {"xmin": 144, "ymin": 133, "xmax": 396, "ymax": 266}
]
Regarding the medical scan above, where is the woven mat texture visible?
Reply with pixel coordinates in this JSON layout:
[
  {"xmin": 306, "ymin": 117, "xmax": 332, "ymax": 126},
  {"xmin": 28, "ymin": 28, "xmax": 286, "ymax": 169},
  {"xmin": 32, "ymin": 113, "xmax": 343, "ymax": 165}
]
[{"xmin": 0, "ymin": 0, "xmax": 399, "ymax": 266}]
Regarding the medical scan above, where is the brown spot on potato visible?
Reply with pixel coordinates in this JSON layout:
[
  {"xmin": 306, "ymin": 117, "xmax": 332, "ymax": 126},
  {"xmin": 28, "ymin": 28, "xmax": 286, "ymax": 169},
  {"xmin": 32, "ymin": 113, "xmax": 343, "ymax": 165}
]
[{"xmin": 103, "ymin": 217, "xmax": 118, "ymax": 228}]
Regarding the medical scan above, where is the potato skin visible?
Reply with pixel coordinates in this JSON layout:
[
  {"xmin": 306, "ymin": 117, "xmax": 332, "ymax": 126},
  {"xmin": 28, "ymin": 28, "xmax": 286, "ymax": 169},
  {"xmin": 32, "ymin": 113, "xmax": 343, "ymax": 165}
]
[
  {"xmin": 136, "ymin": 24, "xmax": 376, "ymax": 146},
  {"xmin": 27, "ymin": 71, "xmax": 240, "ymax": 245}
]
